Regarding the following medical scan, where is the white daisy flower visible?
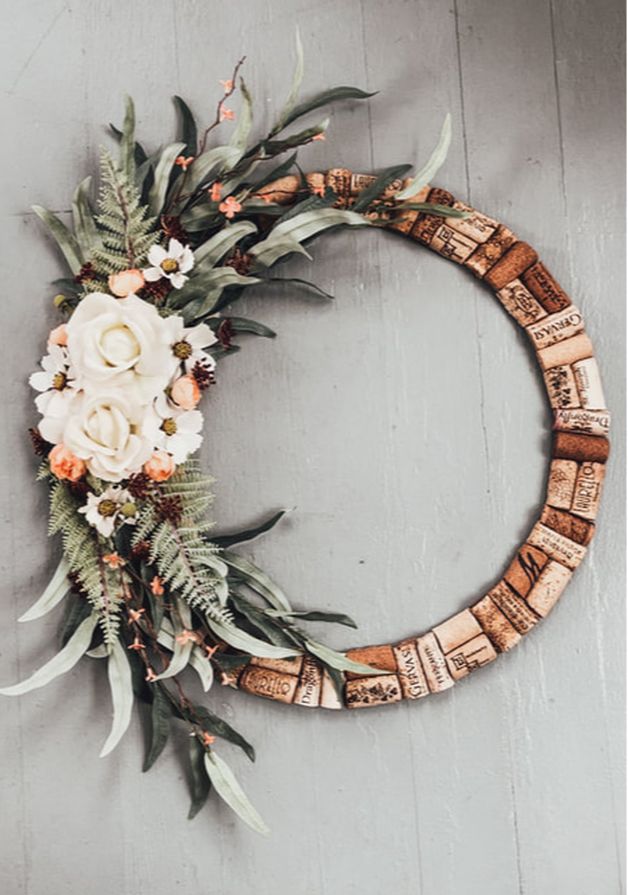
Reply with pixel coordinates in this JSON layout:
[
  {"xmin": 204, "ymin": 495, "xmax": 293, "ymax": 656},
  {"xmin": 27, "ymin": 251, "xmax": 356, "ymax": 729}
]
[
  {"xmin": 143, "ymin": 393, "xmax": 203, "ymax": 463},
  {"xmin": 143, "ymin": 238, "xmax": 195, "ymax": 290},
  {"xmin": 30, "ymin": 345, "xmax": 79, "ymax": 439},
  {"xmin": 164, "ymin": 317, "xmax": 217, "ymax": 374},
  {"xmin": 78, "ymin": 486, "xmax": 137, "ymax": 538}
]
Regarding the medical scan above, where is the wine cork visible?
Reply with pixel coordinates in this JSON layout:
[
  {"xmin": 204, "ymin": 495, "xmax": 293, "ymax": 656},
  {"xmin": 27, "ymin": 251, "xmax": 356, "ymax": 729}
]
[
  {"xmin": 488, "ymin": 580, "xmax": 540, "ymax": 634},
  {"xmin": 543, "ymin": 364, "xmax": 581, "ymax": 409},
  {"xmin": 429, "ymin": 223, "xmax": 479, "ymax": 263},
  {"xmin": 255, "ymin": 175, "xmax": 301, "ymax": 204},
  {"xmin": 537, "ymin": 333, "xmax": 594, "ymax": 372},
  {"xmin": 465, "ymin": 225, "xmax": 518, "ymax": 279},
  {"xmin": 427, "ymin": 186, "xmax": 455, "ymax": 207},
  {"xmin": 445, "ymin": 634, "xmax": 497, "ymax": 681},
  {"xmin": 553, "ymin": 431, "xmax": 610, "ymax": 464},
  {"xmin": 571, "ymin": 461, "xmax": 605, "ymax": 521},
  {"xmin": 417, "ymin": 632, "xmax": 455, "ymax": 693},
  {"xmin": 495, "ymin": 278, "xmax": 548, "ymax": 326},
  {"xmin": 528, "ymin": 522, "xmax": 587, "ymax": 570},
  {"xmin": 325, "ymin": 168, "xmax": 352, "ymax": 206},
  {"xmin": 249, "ymin": 655, "xmax": 304, "ymax": 675},
  {"xmin": 410, "ymin": 212, "xmax": 446, "ymax": 246},
  {"xmin": 446, "ymin": 202, "xmax": 499, "ymax": 244},
  {"xmin": 345, "ymin": 674, "xmax": 403, "ymax": 709},
  {"xmin": 319, "ymin": 671, "xmax": 343, "ymax": 710},
  {"xmin": 393, "ymin": 640, "xmax": 430, "ymax": 699},
  {"xmin": 572, "ymin": 357, "xmax": 607, "ymax": 410},
  {"xmin": 240, "ymin": 665, "xmax": 298, "ymax": 703},
  {"xmin": 385, "ymin": 182, "xmax": 431, "ymax": 235},
  {"xmin": 540, "ymin": 504, "xmax": 595, "ymax": 546},
  {"xmin": 503, "ymin": 543, "xmax": 549, "ymax": 599},
  {"xmin": 305, "ymin": 172, "xmax": 325, "ymax": 196},
  {"xmin": 293, "ymin": 655, "xmax": 323, "ymax": 707},
  {"xmin": 526, "ymin": 305, "xmax": 584, "ymax": 350},
  {"xmin": 521, "ymin": 261, "xmax": 571, "ymax": 314},
  {"xmin": 433, "ymin": 609, "xmax": 483, "ymax": 653},
  {"xmin": 484, "ymin": 242, "xmax": 538, "ymax": 289},
  {"xmin": 546, "ymin": 459, "xmax": 579, "ymax": 509},
  {"xmin": 526, "ymin": 561, "xmax": 572, "ymax": 617},
  {"xmin": 345, "ymin": 644, "xmax": 397, "ymax": 680},
  {"xmin": 471, "ymin": 595, "xmax": 522, "ymax": 651},
  {"xmin": 553, "ymin": 408, "xmax": 611, "ymax": 437}
]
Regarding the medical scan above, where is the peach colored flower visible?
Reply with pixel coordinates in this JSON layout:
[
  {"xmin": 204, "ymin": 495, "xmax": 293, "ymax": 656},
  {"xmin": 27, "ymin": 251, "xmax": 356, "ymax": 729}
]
[
  {"xmin": 150, "ymin": 576, "xmax": 164, "ymax": 596},
  {"xmin": 175, "ymin": 629, "xmax": 199, "ymax": 646},
  {"xmin": 175, "ymin": 155, "xmax": 195, "ymax": 171},
  {"xmin": 219, "ymin": 196, "xmax": 242, "ymax": 219},
  {"xmin": 170, "ymin": 374, "xmax": 201, "ymax": 410},
  {"xmin": 48, "ymin": 324, "xmax": 68, "ymax": 347},
  {"xmin": 219, "ymin": 79, "xmax": 233, "ymax": 93},
  {"xmin": 129, "ymin": 608, "xmax": 145, "ymax": 623},
  {"xmin": 145, "ymin": 668, "xmax": 158, "ymax": 682},
  {"xmin": 128, "ymin": 637, "xmax": 144, "ymax": 652},
  {"xmin": 204, "ymin": 643, "xmax": 218, "ymax": 658},
  {"xmin": 201, "ymin": 731, "xmax": 216, "ymax": 747},
  {"xmin": 209, "ymin": 182, "xmax": 222, "ymax": 202},
  {"xmin": 103, "ymin": 552, "xmax": 125, "ymax": 569},
  {"xmin": 108, "ymin": 268, "xmax": 145, "ymax": 298},
  {"xmin": 49, "ymin": 443, "xmax": 86, "ymax": 482},
  {"xmin": 312, "ymin": 132, "xmax": 326, "ymax": 142},
  {"xmin": 144, "ymin": 450, "xmax": 176, "ymax": 482},
  {"xmin": 220, "ymin": 106, "xmax": 235, "ymax": 122}
]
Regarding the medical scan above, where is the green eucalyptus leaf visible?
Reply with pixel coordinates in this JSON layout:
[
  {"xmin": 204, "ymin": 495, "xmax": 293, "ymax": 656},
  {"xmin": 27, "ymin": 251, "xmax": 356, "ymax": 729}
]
[
  {"xmin": 250, "ymin": 152, "xmax": 298, "ymax": 192},
  {"xmin": 265, "ymin": 276, "xmax": 333, "ymax": 300},
  {"xmin": 207, "ymin": 617, "xmax": 299, "ymax": 659},
  {"xmin": 59, "ymin": 593, "xmax": 93, "ymax": 647},
  {"xmin": 262, "ymin": 118, "xmax": 328, "ymax": 156},
  {"xmin": 100, "ymin": 638, "xmax": 134, "ymax": 757},
  {"xmin": 109, "ymin": 123, "xmax": 148, "ymax": 168},
  {"xmin": 194, "ymin": 220, "xmax": 257, "ymax": 267},
  {"xmin": 304, "ymin": 638, "xmax": 387, "ymax": 676},
  {"xmin": 352, "ymin": 164, "xmax": 412, "ymax": 213},
  {"xmin": 173, "ymin": 95, "xmax": 198, "ymax": 156},
  {"xmin": 0, "ymin": 613, "xmax": 98, "ymax": 696},
  {"xmin": 203, "ymin": 751, "xmax": 269, "ymax": 835},
  {"xmin": 230, "ymin": 78, "xmax": 253, "ymax": 151},
  {"xmin": 119, "ymin": 95, "xmax": 136, "ymax": 180},
  {"xmin": 148, "ymin": 142, "xmax": 186, "ymax": 217},
  {"xmin": 279, "ymin": 86, "xmax": 375, "ymax": 131},
  {"xmin": 212, "ymin": 509, "xmax": 289, "ymax": 549},
  {"xmin": 179, "ymin": 203, "xmax": 220, "ymax": 232},
  {"xmin": 71, "ymin": 177, "xmax": 101, "ymax": 256},
  {"xmin": 184, "ymin": 145, "xmax": 242, "ymax": 194},
  {"xmin": 229, "ymin": 594, "xmax": 297, "ymax": 649},
  {"xmin": 396, "ymin": 113, "xmax": 452, "ymax": 200},
  {"xmin": 32, "ymin": 206, "xmax": 83, "ymax": 275},
  {"xmin": 143, "ymin": 684, "xmax": 172, "ymax": 771},
  {"xmin": 272, "ymin": 27, "xmax": 304, "ymax": 135},
  {"xmin": 221, "ymin": 549, "xmax": 292, "ymax": 612},
  {"xmin": 193, "ymin": 705, "xmax": 255, "ymax": 762},
  {"xmin": 250, "ymin": 207, "xmax": 367, "ymax": 267},
  {"xmin": 248, "ymin": 234, "xmax": 311, "ymax": 268},
  {"xmin": 227, "ymin": 317, "xmax": 276, "ymax": 338},
  {"xmin": 188, "ymin": 737, "xmax": 211, "ymax": 820},
  {"xmin": 19, "ymin": 557, "xmax": 70, "ymax": 623},
  {"xmin": 270, "ymin": 610, "xmax": 358, "ymax": 629}
]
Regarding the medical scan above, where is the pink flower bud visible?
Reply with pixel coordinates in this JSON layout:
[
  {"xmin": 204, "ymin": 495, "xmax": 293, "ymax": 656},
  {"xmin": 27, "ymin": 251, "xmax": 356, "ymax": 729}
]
[
  {"xmin": 170, "ymin": 374, "xmax": 201, "ymax": 410},
  {"xmin": 48, "ymin": 324, "xmax": 68, "ymax": 347},
  {"xmin": 108, "ymin": 269, "xmax": 145, "ymax": 298},
  {"xmin": 49, "ymin": 444, "xmax": 86, "ymax": 482},
  {"xmin": 144, "ymin": 450, "xmax": 176, "ymax": 482}
]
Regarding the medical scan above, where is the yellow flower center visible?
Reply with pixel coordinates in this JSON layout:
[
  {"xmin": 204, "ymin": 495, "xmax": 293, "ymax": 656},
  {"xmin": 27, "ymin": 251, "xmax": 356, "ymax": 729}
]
[
  {"xmin": 161, "ymin": 258, "xmax": 179, "ymax": 273},
  {"xmin": 97, "ymin": 499, "xmax": 118, "ymax": 517},
  {"xmin": 120, "ymin": 502, "xmax": 137, "ymax": 518},
  {"xmin": 52, "ymin": 372, "xmax": 67, "ymax": 390},
  {"xmin": 172, "ymin": 340, "xmax": 192, "ymax": 360},
  {"xmin": 161, "ymin": 418, "xmax": 177, "ymax": 436}
]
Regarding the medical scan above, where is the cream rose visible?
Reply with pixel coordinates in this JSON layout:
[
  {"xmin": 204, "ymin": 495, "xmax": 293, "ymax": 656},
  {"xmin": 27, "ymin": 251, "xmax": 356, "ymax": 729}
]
[
  {"xmin": 62, "ymin": 391, "xmax": 153, "ymax": 482},
  {"xmin": 66, "ymin": 292, "xmax": 177, "ymax": 404}
]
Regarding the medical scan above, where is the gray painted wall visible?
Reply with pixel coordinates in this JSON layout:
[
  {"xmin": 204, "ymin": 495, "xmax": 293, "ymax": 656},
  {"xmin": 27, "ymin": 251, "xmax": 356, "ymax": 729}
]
[{"xmin": 0, "ymin": 1, "xmax": 624, "ymax": 893}]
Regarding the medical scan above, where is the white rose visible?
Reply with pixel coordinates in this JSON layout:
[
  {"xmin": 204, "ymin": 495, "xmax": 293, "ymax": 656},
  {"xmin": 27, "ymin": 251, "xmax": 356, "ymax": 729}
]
[
  {"xmin": 66, "ymin": 292, "xmax": 177, "ymax": 404},
  {"xmin": 62, "ymin": 391, "xmax": 153, "ymax": 482}
]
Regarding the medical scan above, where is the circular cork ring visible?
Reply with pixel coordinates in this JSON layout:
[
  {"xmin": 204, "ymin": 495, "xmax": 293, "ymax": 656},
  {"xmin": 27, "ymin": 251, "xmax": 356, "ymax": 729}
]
[{"xmin": 226, "ymin": 169, "xmax": 610, "ymax": 710}]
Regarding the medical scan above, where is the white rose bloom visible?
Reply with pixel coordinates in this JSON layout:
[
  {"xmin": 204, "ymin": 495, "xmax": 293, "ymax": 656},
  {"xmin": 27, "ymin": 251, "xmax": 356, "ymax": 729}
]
[
  {"xmin": 66, "ymin": 292, "xmax": 177, "ymax": 404},
  {"xmin": 62, "ymin": 391, "xmax": 154, "ymax": 482}
]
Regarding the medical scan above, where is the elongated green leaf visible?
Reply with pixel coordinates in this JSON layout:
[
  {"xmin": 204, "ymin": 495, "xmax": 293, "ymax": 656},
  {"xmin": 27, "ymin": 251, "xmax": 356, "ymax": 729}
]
[
  {"xmin": 188, "ymin": 737, "xmax": 211, "ymax": 819},
  {"xmin": 100, "ymin": 638, "xmax": 134, "ymax": 757},
  {"xmin": 87, "ymin": 643, "xmax": 109, "ymax": 659},
  {"xmin": 229, "ymin": 594, "xmax": 298, "ymax": 650},
  {"xmin": 304, "ymin": 638, "xmax": 386, "ymax": 675},
  {"xmin": 109, "ymin": 123, "xmax": 148, "ymax": 168},
  {"xmin": 221, "ymin": 549, "xmax": 292, "ymax": 611},
  {"xmin": 32, "ymin": 206, "xmax": 83, "ymax": 275},
  {"xmin": 208, "ymin": 617, "xmax": 299, "ymax": 659},
  {"xmin": 179, "ymin": 203, "xmax": 220, "ymax": 232},
  {"xmin": 71, "ymin": 177, "xmax": 101, "ymax": 256},
  {"xmin": 266, "ymin": 276, "xmax": 334, "ymax": 300},
  {"xmin": 272, "ymin": 27, "xmax": 304, "ymax": 136},
  {"xmin": 0, "ymin": 613, "xmax": 97, "ymax": 696},
  {"xmin": 119, "ymin": 95, "xmax": 136, "ymax": 180},
  {"xmin": 396, "ymin": 113, "xmax": 452, "ymax": 200},
  {"xmin": 194, "ymin": 220, "xmax": 257, "ymax": 267},
  {"xmin": 148, "ymin": 142, "xmax": 186, "ymax": 216},
  {"xmin": 59, "ymin": 593, "xmax": 92, "ymax": 647},
  {"xmin": 262, "ymin": 118, "xmax": 328, "ymax": 156},
  {"xmin": 279, "ymin": 86, "xmax": 375, "ymax": 132},
  {"xmin": 185, "ymin": 145, "xmax": 242, "ymax": 194},
  {"xmin": 230, "ymin": 78, "xmax": 253, "ymax": 151},
  {"xmin": 154, "ymin": 598, "xmax": 194, "ymax": 680},
  {"xmin": 250, "ymin": 152, "xmax": 298, "ymax": 192},
  {"xmin": 227, "ymin": 317, "xmax": 276, "ymax": 338},
  {"xmin": 143, "ymin": 684, "xmax": 172, "ymax": 771},
  {"xmin": 352, "ymin": 164, "xmax": 412, "ymax": 213},
  {"xmin": 204, "ymin": 751, "xmax": 269, "ymax": 834},
  {"xmin": 248, "ymin": 234, "xmax": 311, "ymax": 268},
  {"xmin": 193, "ymin": 705, "xmax": 255, "ymax": 762},
  {"xmin": 173, "ymin": 95, "xmax": 198, "ymax": 156},
  {"xmin": 251, "ymin": 207, "xmax": 368, "ymax": 268},
  {"xmin": 168, "ymin": 266, "xmax": 260, "ymax": 310},
  {"xmin": 19, "ymin": 557, "xmax": 70, "ymax": 623},
  {"xmin": 270, "ymin": 610, "xmax": 358, "ymax": 629},
  {"xmin": 213, "ymin": 509, "xmax": 289, "ymax": 549}
]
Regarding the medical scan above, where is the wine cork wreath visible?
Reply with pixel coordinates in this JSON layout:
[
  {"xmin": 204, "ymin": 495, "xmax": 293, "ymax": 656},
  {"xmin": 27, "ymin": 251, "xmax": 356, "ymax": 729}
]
[{"xmin": 230, "ymin": 168, "xmax": 611, "ymax": 711}]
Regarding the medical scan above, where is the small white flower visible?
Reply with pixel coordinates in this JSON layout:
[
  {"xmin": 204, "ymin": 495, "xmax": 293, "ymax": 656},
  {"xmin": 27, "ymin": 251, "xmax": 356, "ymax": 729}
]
[
  {"xmin": 143, "ymin": 238, "xmax": 195, "ymax": 290},
  {"xmin": 30, "ymin": 345, "xmax": 79, "ymax": 441},
  {"xmin": 78, "ymin": 486, "xmax": 137, "ymax": 538},
  {"xmin": 143, "ymin": 393, "xmax": 203, "ymax": 463},
  {"xmin": 164, "ymin": 317, "xmax": 217, "ymax": 374}
]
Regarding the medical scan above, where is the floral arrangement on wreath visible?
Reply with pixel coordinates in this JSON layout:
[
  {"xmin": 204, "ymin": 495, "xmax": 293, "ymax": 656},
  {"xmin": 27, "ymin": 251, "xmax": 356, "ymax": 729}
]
[{"xmin": 1, "ymin": 41, "xmax": 463, "ymax": 833}]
